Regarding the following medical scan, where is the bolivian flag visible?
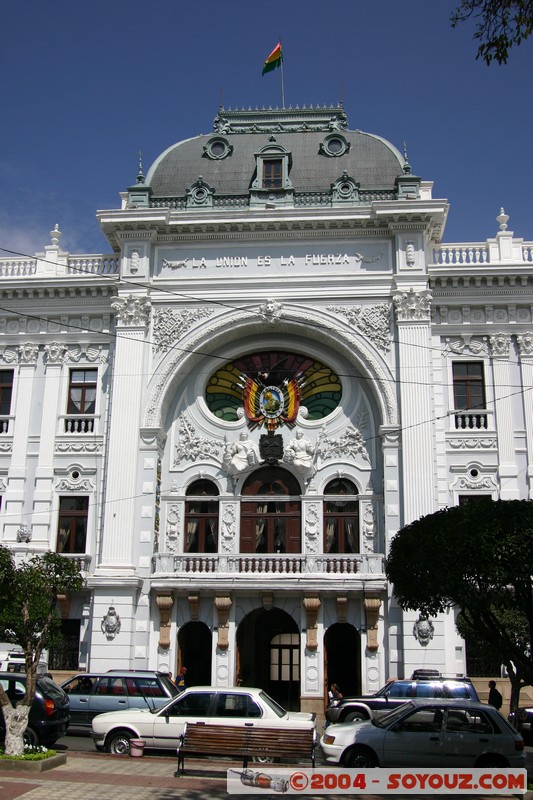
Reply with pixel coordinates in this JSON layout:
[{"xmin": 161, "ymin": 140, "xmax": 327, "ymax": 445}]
[{"xmin": 262, "ymin": 42, "xmax": 283, "ymax": 75}]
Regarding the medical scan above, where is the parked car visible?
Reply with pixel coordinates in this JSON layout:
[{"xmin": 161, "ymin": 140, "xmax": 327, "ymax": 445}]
[
  {"xmin": 0, "ymin": 672, "xmax": 70, "ymax": 747},
  {"xmin": 91, "ymin": 686, "xmax": 316, "ymax": 755},
  {"xmin": 509, "ymin": 706, "xmax": 533, "ymax": 745},
  {"xmin": 326, "ymin": 677, "xmax": 479, "ymax": 724},
  {"xmin": 321, "ymin": 698, "xmax": 526, "ymax": 768},
  {"xmin": 61, "ymin": 670, "xmax": 179, "ymax": 729}
]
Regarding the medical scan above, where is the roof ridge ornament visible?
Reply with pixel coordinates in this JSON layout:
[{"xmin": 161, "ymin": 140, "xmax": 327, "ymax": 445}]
[
  {"xmin": 497, "ymin": 207, "xmax": 509, "ymax": 230},
  {"xmin": 402, "ymin": 141, "xmax": 412, "ymax": 174},
  {"xmin": 137, "ymin": 150, "xmax": 145, "ymax": 184},
  {"xmin": 213, "ymin": 105, "xmax": 348, "ymax": 134}
]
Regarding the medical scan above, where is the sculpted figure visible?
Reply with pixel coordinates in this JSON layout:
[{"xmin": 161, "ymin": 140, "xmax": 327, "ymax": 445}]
[
  {"xmin": 284, "ymin": 430, "xmax": 316, "ymax": 477},
  {"xmin": 224, "ymin": 431, "xmax": 260, "ymax": 475}
]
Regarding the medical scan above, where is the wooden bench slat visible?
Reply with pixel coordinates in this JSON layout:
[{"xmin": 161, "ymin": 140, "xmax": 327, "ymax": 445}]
[{"xmin": 176, "ymin": 722, "xmax": 316, "ymax": 774}]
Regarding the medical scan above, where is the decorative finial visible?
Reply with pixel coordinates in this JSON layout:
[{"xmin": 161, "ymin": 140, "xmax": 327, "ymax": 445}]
[
  {"xmin": 403, "ymin": 142, "xmax": 412, "ymax": 174},
  {"xmin": 49, "ymin": 224, "xmax": 62, "ymax": 246},
  {"xmin": 137, "ymin": 150, "xmax": 145, "ymax": 184},
  {"xmin": 496, "ymin": 207, "xmax": 509, "ymax": 231}
]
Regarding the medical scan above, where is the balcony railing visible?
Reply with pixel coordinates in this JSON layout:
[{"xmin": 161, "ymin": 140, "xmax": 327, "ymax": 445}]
[
  {"xmin": 451, "ymin": 410, "xmax": 491, "ymax": 431},
  {"xmin": 60, "ymin": 415, "xmax": 98, "ymax": 434},
  {"xmin": 152, "ymin": 552, "xmax": 384, "ymax": 576},
  {"xmin": 0, "ymin": 415, "xmax": 14, "ymax": 434}
]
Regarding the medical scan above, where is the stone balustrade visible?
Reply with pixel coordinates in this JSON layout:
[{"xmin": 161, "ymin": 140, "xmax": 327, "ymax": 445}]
[{"xmin": 151, "ymin": 552, "xmax": 385, "ymax": 577}]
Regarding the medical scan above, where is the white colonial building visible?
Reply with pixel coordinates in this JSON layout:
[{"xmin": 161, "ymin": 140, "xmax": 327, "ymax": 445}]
[{"xmin": 1, "ymin": 105, "xmax": 531, "ymax": 715}]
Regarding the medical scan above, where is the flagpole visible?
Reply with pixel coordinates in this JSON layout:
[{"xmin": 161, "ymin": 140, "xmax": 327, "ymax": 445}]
[{"xmin": 279, "ymin": 37, "xmax": 285, "ymax": 108}]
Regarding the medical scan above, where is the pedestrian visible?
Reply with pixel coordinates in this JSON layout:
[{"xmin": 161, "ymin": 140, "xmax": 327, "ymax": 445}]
[
  {"xmin": 325, "ymin": 683, "xmax": 342, "ymax": 728},
  {"xmin": 328, "ymin": 683, "xmax": 342, "ymax": 704},
  {"xmin": 488, "ymin": 680, "xmax": 503, "ymax": 710},
  {"xmin": 175, "ymin": 666, "xmax": 187, "ymax": 692}
]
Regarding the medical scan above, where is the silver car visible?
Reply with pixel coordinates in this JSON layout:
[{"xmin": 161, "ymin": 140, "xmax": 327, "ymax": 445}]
[
  {"xmin": 321, "ymin": 699, "xmax": 526, "ymax": 769},
  {"xmin": 61, "ymin": 670, "xmax": 178, "ymax": 728}
]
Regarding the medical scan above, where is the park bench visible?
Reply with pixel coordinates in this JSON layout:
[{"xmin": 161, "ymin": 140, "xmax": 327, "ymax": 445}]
[{"xmin": 176, "ymin": 722, "xmax": 317, "ymax": 774}]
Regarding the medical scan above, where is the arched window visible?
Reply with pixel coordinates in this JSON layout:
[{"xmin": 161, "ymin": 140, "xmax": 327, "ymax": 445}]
[
  {"xmin": 324, "ymin": 478, "xmax": 359, "ymax": 554},
  {"xmin": 184, "ymin": 480, "xmax": 219, "ymax": 553},
  {"xmin": 240, "ymin": 467, "xmax": 301, "ymax": 554}
]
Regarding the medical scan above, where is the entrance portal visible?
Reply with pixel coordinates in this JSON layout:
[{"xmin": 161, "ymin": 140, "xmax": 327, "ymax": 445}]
[
  {"xmin": 324, "ymin": 623, "xmax": 361, "ymax": 698},
  {"xmin": 237, "ymin": 607, "xmax": 300, "ymax": 710},
  {"xmin": 177, "ymin": 621, "xmax": 212, "ymax": 687}
]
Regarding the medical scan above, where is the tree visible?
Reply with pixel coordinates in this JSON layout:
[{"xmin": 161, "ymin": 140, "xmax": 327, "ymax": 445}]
[
  {"xmin": 451, "ymin": 0, "xmax": 533, "ymax": 64},
  {"xmin": 0, "ymin": 547, "xmax": 84, "ymax": 755},
  {"xmin": 386, "ymin": 499, "xmax": 533, "ymax": 709}
]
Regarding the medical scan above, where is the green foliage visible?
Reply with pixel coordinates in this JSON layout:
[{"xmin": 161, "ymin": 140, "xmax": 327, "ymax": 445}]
[
  {"xmin": 386, "ymin": 500, "xmax": 533, "ymax": 687},
  {"xmin": 451, "ymin": 0, "xmax": 533, "ymax": 64},
  {"xmin": 0, "ymin": 546, "xmax": 84, "ymax": 703},
  {"xmin": 0, "ymin": 746, "xmax": 57, "ymax": 761}
]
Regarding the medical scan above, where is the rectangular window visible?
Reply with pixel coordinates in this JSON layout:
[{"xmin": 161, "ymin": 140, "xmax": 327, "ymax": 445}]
[
  {"xmin": 57, "ymin": 496, "xmax": 89, "ymax": 554},
  {"xmin": 452, "ymin": 362, "xmax": 487, "ymax": 430},
  {"xmin": 0, "ymin": 370, "xmax": 13, "ymax": 433},
  {"xmin": 452, "ymin": 362, "xmax": 485, "ymax": 409},
  {"xmin": 66, "ymin": 369, "xmax": 97, "ymax": 432},
  {"xmin": 263, "ymin": 159, "xmax": 282, "ymax": 189}
]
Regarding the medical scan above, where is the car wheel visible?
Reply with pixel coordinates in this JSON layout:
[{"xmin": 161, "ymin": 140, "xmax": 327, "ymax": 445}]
[
  {"xmin": 344, "ymin": 745, "xmax": 377, "ymax": 768},
  {"xmin": 23, "ymin": 727, "xmax": 38, "ymax": 748},
  {"xmin": 106, "ymin": 729, "xmax": 134, "ymax": 755},
  {"xmin": 344, "ymin": 710, "xmax": 368, "ymax": 722},
  {"xmin": 253, "ymin": 755, "xmax": 276, "ymax": 764},
  {"xmin": 475, "ymin": 754, "xmax": 507, "ymax": 768}
]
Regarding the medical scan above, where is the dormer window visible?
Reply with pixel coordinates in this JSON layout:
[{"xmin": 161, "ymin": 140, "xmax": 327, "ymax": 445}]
[
  {"xmin": 263, "ymin": 159, "xmax": 283, "ymax": 189},
  {"xmin": 250, "ymin": 143, "xmax": 293, "ymax": 207}
]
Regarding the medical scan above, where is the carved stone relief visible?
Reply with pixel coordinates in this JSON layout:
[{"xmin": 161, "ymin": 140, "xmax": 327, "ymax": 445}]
[
  {"xmin": 443, "ymin": 336, "xmax": 489, "ymax": 357},
  {"xmin": 304, "ymin": 503, "xmax": 320, "ymax": 553},
  {"xmin": 489, "ymin": 333, "xmax": 511, "ymax": 358},
  {"xmin": 111, "ymin": 294, "xmax": 151, "ymax": 327},
  {"xmin": 174, "ymin": 413, "xmax": 221, "ymax": 465},
  {"xmin": 221, "ymin": 504, "xmax": 236, "ymax": 553},
  {"xmin": 320, "ymin": 426, "xmax": 369, "ymax": 463},
  {"xmin": 165, "ymin": 504, "xmax": 181, "ymax": 554},
  {"xmin": 362, "ymin": 503, "xmax": 376, "ymax": 553},
  {"xmin": 327, "ymin": 303, "xmax": 391, "ymax": 352},
  {"xmin": 517, "ymin": 332, "xmax": 533, "ymax": 356},
  {"xmin": 393, "ymin": 288, "xmax": 432, "ymax": 322},
  {"xmin": 153, "ymin": 307, "xmax": 214, "ymax": 353}
]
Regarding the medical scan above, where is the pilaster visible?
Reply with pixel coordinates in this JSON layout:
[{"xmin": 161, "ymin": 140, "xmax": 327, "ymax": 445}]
[
  {"xmin": 489, "ymin": 334, "xmax": 519, "ymax": 498},
  {"xmin": 392, "ymin": 287, "xmax": 435, "ymax": 523},
  {"xmin": 95, "ymin": 294, "xmax": 151, "ymax": 574}
]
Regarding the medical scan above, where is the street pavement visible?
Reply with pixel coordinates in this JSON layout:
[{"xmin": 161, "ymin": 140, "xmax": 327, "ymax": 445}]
[{"xmin": 0, "ymin": 746, "xmax": 531, "ymax": 800}]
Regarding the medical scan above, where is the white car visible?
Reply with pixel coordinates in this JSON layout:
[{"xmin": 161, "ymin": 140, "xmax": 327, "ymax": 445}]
[
  {"xmin": 91, "ymin": 686, "xmax": 316, "ymax": 754},
  {"xmin": 321, "ymin": 699, "xmax": 526, "ymax": 769}
]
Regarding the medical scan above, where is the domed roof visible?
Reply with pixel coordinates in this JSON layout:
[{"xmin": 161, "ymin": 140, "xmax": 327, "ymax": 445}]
[{"xmin": 142, "ymin": 106, "xmax": 410, "ymax": 207}]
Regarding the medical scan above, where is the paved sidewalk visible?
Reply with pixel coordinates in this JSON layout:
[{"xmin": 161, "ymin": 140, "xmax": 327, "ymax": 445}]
[{"xmin": 0, "ymin": 750, "xmax": 531, "ymax": 800}]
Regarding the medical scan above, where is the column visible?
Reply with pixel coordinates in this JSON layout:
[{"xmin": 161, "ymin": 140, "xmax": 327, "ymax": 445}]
[
  {"xmin": 32, "ymin": 344, "xmax": 67, "ymax": 543},
  {"xmin": 516, "ymin": 333, "xmax": 533, "ymax": 498},
  {"xmin": 393, "ymin": 288, "xmax": 435, "ymax": 523},
  {"xmin": 3, "ymin": 343, "xmax": 39, "ymax": 542},
  {"xmin": 490, "ymin": 334, "xmax": 519, "ymax": 499},
  {"xmin": 95, "ymin": 294, "xmax": 151, "ymax": 573}
]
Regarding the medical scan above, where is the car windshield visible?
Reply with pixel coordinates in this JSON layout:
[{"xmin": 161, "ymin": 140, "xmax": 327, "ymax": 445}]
[
  {"xmin": 259, "ymin": 690, "xmax": 287, "ymax": 718},
  {"xmin": 373, "ymin": 701, "xmax": 415, "ymax": 728}
]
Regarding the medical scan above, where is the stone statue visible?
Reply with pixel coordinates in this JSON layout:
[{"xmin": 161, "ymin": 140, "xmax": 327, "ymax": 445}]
[
  {"xmin": 283, "ymin": 429, "xmax": 316, "ymax": 478},
  {"xmin": 224, "ymin": 431, "xmax": 260, "ymax": 475}
]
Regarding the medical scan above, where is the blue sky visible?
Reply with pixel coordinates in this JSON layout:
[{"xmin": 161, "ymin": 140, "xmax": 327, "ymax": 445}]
[{"xmin": 0, "ymin": 0, "xmax": 531, "ymax": 257}]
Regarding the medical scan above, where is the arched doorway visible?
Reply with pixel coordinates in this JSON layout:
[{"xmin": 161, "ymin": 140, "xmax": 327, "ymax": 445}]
[
  {"xmin": 324, "ymin": 623, "xmax": 361, "ymax": 699},
  {"xmin": 237, "ymin": 607, "xmax": 300, "ymax": 710},
  {"xmin": 177, "ymin": 621, "xmax": 212, "ymax": 687}
]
